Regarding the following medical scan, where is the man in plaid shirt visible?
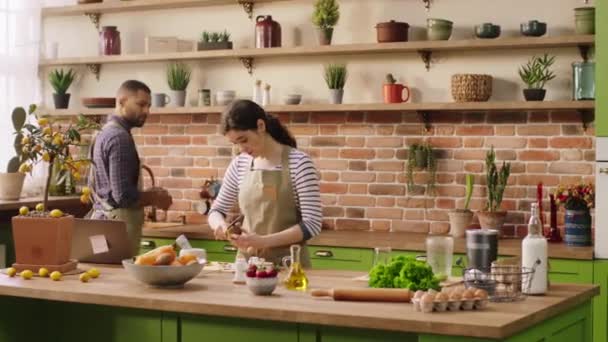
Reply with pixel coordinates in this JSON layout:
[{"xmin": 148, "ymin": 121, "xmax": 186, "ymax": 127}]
[{"xmin": 89, "ymin": 80, "xmax": 172, "ymax": 255}]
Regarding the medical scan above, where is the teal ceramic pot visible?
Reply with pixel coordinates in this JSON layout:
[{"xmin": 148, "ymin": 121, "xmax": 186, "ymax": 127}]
[
  {"xmin": 427, "ymin": 18, "xmax": 453, "ymax": 41},
  {"xmin": 572, "ymin": 61, "xmax": 595, "ymax": 100},
  {"xmin": 475, "ymin": 23, "xmax": 501, "ymax": 39},
  {"xmin": 520, "ymin": 20, "xmax": 547, "ymax": 37},
  {"xmin": 575, "ymin": 7, "xmax": 595, "ymax": 34}
]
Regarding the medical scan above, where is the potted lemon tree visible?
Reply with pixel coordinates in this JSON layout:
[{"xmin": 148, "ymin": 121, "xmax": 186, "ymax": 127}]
[{"xmin": 12, "ymin": 107, "xmax": 98, "ymax": 273}]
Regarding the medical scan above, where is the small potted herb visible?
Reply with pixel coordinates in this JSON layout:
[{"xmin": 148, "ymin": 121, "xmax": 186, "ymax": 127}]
[
  {"xmin": 518, "ymin": 54, "xmax": 556, "ymax": 101},
  {"xmin": 324, "ymin": 63, "xmax": 347, "ymax": 104},
  {"xmin": 49, "ymin": 68, "xmax": 76, "ymax": 109},
  {"xmin": 167, "ymin": 62, "xmax": 192, "ymax": 107},
  {"xmin": 198, "ymin": 30, "xmax": 233, "ymax": 51},
  {"xmin": 406, "ymin": 143, "xmax": 436, "ymax": 195},
  {"xmin": 448, "ymin": 174, "xmax": 474, "ymax": 238},
  {"xmin": 312, "ymin": 0, "xmax": 340, "ymax": 45},
  {"xmin": 477, "ymin": 147, "xmax": 511, "ymax": 233}
]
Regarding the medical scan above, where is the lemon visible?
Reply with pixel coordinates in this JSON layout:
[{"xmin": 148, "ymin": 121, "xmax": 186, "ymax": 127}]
[
  {"xmin": 38, "ymin": 118, "xmax": 48, "ymax": 126},
  {"xmin": 19, "ymin": 206, "xmax": 29, "ymax": 216},
  {"xmin": 79, "ymin": 273, "xmax": 91, "ymax": 283},
  {"xmin": 87, "ymin": 268, "xmax": 100, "ymax": 279},
  {"xmin": 50, "ymin": 271, "xmax": 62, "ymax": 281},
  {"xmin": 72, "ymin": 172, "xmax": 81, "ymax": 181},
  {"xmin": 42, "ymin": 127, "xmax": 52, "ymax": 136},
  {"xmin": 38, "ymin": 268, "xmax": 49, "ymax": 277},
  {"xmin": 49, "ymin": 209, "xmax": 63, "ymax": 218},
  {"xmin": 52, "ymin": 136, "xmax": 63, "ymax": 146},
  {"xmin": 42, "ymin": 152, "xmax": 51, "ymax": 162},
  {"xmin": 21, "ymin": 270, "xmax": 33, "ymax": 280},
  {"xmin": 18, "ymin": 163, "xmax": 31, "ymax": 173},
  {"xmin": 6, "ymin": 268, "xmax": 17, "ymax": 277},
  {"xmin": 82, "ymin": 187, "xmax": 91, "ymax": 196},
  {"xmin": 35, "ymin": 203, "xmax": 44, "ymax": 212},
  {"xmin": 21, "ymin": 136, "xmax": 30, "ymax": 145},
  {"xmin": 80, "ymin": 194, "xmax": 90, "ymax": 204}
]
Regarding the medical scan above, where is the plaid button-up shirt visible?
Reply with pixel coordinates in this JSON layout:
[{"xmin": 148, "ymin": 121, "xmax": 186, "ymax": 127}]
[{"xmin": 90, "ymin": 115, "xmax": 140, "ymax": 209}]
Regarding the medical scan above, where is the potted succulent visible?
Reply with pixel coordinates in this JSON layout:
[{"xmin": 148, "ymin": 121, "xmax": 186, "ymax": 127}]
[
  {"xmin": 406, "ymin": 143, "xmax": 436, "ymax": 195},
  {"xmin": 477, "ymin": 147, "xmax": 511, "ymax": 233},
  {"xmin": 312, "ymin": 0, "xmax": 340, "ymax": 45},
  {"xmin": 49, "ymin": 68, "xmax": 76, "ymax": 109},
  {"xmin": 12, "ymin": 109, "xmax": 98, "ymax": 273},
  {"xmin": 0, "ymin": 106, "xmax": 34, "ymax": 200},
  {"xmin": 448, "ymin": 174, "xmax": 474, "ymax": 238},
  {"xmin": 167, "ymin": 62, "xmax": 191, "ymax": 107},
  {"xmin": 324, "ymin": 63, "xmax": 347, "ymax": 104},
  {"xmin": 518, "ymin": 54, "xmax": 556, "ymax": 101},
  {"xmin": 198, "ymin": 30, "xmax": 233, "ymax": 51}
]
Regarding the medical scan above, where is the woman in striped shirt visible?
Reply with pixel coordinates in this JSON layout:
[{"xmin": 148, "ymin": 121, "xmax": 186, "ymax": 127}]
[{"xmin": 208, "ymin": 100, "xmax": 321, "ymax": 267}]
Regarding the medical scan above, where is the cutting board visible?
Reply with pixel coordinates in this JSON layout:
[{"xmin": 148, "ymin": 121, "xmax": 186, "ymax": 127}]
[{"xmin": 143, "ymin": 222, "xmax": 184, "ymax": 229}]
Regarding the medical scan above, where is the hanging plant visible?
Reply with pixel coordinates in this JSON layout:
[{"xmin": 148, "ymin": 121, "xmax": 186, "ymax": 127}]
[{"xmin": 406, "ymin": 143, "xmax": 436, "ymax": 195}]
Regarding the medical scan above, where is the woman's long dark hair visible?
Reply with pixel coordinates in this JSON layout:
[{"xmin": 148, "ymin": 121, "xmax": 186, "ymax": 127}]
[{"xmin": 220, "ymin": 99, "xmax": 297, "ymax": 148}]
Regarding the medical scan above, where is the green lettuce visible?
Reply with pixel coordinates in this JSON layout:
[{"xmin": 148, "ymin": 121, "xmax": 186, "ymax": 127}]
[{"xmin": 368, "ymin": 255, "xmax": 440, "ymax": 291}]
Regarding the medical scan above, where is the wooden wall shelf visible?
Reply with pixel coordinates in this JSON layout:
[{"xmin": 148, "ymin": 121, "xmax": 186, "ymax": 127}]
[{"xmin": 39, "ymin": 35, "xmax": 595, "ymax": 77}]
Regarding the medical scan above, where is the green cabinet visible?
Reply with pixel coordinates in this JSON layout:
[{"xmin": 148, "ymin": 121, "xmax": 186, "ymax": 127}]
[
  {"xmin": 596, "ymin": 0, "xmax": 607, "ymax": 136},
  {"xmin": 549, "ymin": 259, "xmax": 594, "ymax": 284},
  {"xmin": 181, "ymin": 315, "xmax": 298, "ymax": 342},
  {"xmin": 140, "ymin": 238, "xmax": 238, "ymax": 262},
  {"xmin": 308, "ymin": 245, "xmax": 374, "ymax": 271},
  {"xmin": 318, "ymin": 326, "xmax": 416, "ymax": 342},
  {"xmin": 593, "ymin": 261, "xmax": 608, "ymax": 342}
]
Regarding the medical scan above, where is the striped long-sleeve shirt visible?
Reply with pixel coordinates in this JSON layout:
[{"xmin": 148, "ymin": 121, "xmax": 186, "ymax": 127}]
[{"xmin": 209, "ymin": 149, "xmax": 322, "ymax": 240}]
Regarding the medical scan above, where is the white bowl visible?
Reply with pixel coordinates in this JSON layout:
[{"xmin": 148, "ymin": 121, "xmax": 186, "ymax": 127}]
[
  {"xmin": 179, "ymin": 248, "xmax": 207, "ymax": 264},
  {"xmin": 283, "ymin": 94, "xmax": 302, "ymax": 105},
  {"xmin": 122, "ymin": 259, "xmax": 204, "ymax": 288},
  {"xmin": 245, "ymin": 276, "xmax": 278, "ymax": 295}
]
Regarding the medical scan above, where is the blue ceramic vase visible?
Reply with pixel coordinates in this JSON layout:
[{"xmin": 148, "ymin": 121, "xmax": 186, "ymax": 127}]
[{"xmin": 564, "ymin": 209, "xmax": 592, "ymax": 246}]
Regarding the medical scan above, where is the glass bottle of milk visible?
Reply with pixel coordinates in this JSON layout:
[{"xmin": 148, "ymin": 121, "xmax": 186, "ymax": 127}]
[{"xmin": 522, "ymin": 203, "xmax": 548, "ymax": 294}]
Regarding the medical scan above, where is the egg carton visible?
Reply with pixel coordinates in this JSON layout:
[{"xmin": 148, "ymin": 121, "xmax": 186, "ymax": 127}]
[{"xmin": 411, "ymin": 288, "xmax": 489, "ymax": 313}]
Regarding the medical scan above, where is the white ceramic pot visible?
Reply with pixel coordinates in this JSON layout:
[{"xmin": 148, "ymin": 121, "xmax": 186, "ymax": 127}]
[
  {"xmin": 170, "ymin": 90, "xmax": 186, "ymax": 107},
  {"xmin": 329, "ymin": 89, "xmax": 344, "ymax": 104},
  {"xmin": 0, "ymin": 172, "xmax": 25, "ymax": 200}
]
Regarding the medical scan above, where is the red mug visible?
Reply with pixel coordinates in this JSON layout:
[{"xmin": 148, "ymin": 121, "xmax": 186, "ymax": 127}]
[{"xmin": 383, "ymin": 84, "xmax": 410, "ymax": 103}]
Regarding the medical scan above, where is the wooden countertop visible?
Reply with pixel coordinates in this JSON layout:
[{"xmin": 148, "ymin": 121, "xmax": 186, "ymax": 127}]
[
  {"xmin": 142, "ymin": 226, "xmax": 594, "ymax": 260},
  {"xmin": 0, "ymin": 195, "xmax": 82, "ymax": 211},
  {"xmin": 0, "ymin": 266, "xmax": 597, "ymax": 339}
]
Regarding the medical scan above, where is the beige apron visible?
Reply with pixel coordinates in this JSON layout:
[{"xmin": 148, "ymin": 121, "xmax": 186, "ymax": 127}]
[
  {"xmin": 238, "ymin": 146, "xmax": 311, "ymax": 268},
  {"xmin": 86, "ymin": 120, "xmax": 144, "ymax": 256}
]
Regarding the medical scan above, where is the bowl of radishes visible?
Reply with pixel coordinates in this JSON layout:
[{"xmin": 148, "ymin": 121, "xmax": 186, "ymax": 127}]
[{"xmin": 245, "ymin": 263, "xmax": 278, "ymax": 296}]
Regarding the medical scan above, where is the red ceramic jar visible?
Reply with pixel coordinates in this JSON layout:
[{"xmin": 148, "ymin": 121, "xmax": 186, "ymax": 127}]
[
  {"xmin": 255, "ymin": 15, "xmax": 281, "ymax": 48},
  {"xmin": 100, "ymin": 26, "xmax": 121, "ymax": 55}
]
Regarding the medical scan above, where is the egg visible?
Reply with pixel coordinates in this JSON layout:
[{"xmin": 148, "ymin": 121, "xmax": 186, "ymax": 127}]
[
  {"xmin": 427, "ymin": 288, "xmax": 438, "ymax": 295},
  {"xmin": 462, "ymin": 289, "xmax": 475, "ymax": 300},
  {"xmin": 435, "ymin": 292, "xmax": 449, "ymax": 302},
  {"xmin": 474, "ymin": 289, "xmax": 489, "ymax": 300},
  {"xmin": 421, "ymin": 293, "xmax": 436, "ymax": 303},
  {"xmin": 449, "ymin": 291, "xmax": 462, "ymax": 301},
  {"xmin": 414, "ymin": 290, "xmax": 425, "ymax": 300}
]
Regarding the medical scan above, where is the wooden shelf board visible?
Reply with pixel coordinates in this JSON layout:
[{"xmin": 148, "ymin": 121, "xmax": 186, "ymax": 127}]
[
  {"xmin": 39, "ymin": 35, "xmax": 595, "ymax": 67},
  {"xmin": 41, "ymin": 101, "xmax": 595, "ymax": 117},
  {"xmin": 42, "ymin": 0, "xmax": 289, "ymax": 17}
]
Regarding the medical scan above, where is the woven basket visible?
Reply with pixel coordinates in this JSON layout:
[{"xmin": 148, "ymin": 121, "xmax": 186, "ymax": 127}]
[{"xmin": 451, "ymin": 74, "xmax": 493, "ymax": 102}]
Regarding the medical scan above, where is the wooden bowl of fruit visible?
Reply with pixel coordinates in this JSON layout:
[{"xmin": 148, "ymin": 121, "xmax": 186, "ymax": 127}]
[
  {"xmin": 122, "ymin": 244, "xmax": 204, "ymax": 288},
  {"xmin": 245, "ymin": 263, "xmax": 278, "ymax": 296}
]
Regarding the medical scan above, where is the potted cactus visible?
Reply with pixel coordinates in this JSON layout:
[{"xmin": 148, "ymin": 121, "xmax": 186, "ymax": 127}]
[
  {"xmin": 383, "ymin": 73, "xmax": 410, "ymax": 103},
  {"xmin": 0, "ymin": 106, "xmax": 35, "ymax": 200},
  {"xmin": 49, "ymin": 68, "xmax": 76, "ymax": 109},
  {"xmin": 406, "ymin": 143, "xmax": 436, "ymax": 195},
  {"xmin": 448, "ymin": 174, "xmax": 474, "ymax": 238},
  {"xmin": 324, "ymin": 63, "xmax": 347, "ymax": 104},
  {"xmin": 312, "ymin": 0, "xmax": 340, "ymax": 45},
  {"xmin": 198, "ymin": 30, "xmax": 233, "ymax": 51},
  {"xmin": 167, "ymin": 62, "xmax": 192, "ymax": 107},
  {"xmin": 518, "ymin": 54, "xmax": 556, "ymax": 101},
  {"xmin": 477, "ymin": 147, "xmax": 511, "ymax": 233},
  {"xmin": 12, "ymin": 109, "xmax": 98, "ymax": 273}
]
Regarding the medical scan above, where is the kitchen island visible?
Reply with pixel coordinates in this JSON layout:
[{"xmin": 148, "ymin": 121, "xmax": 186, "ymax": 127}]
[{"xmin": 0, "ymin": 266, "xmax": 598, "ymax": 342}]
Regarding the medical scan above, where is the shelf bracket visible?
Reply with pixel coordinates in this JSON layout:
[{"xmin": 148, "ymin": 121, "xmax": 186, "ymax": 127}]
[
  {"xmin": 239, "ymin": 57, "xmax": 254, "ymax": 75},
  {"xmin": 422, "ymin": 0, "xmax": 431, "ymax": 11},
  {"xmin": 86, "ymin": 64, "xmax": 101, "ymax": 81},
  {"xmin": 578, "ymin": 109, "xmax": 594, "ymax": 131},
  {"xmin": 417, "ymin": 111, "xmax": 432, "ymax": 132},
  {"xmin": 418, "ymin": 50, "xmax": 432, "ymax": 71},
  {"xmin": 237, "ymin": 1, "xmax": 254, "ymax": 19},
  {"xmin": 578, "ymin": 44, "xmax": 591, "ymax": 62},
  {"xmin": 84, "ymin": 12, "xmax": 101, "ymax": 31}
]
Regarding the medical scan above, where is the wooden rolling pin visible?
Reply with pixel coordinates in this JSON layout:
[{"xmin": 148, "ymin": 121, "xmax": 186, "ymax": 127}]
[{"xmin": 310, "ymin": 288, "xmax": 412, "ymax": 302}]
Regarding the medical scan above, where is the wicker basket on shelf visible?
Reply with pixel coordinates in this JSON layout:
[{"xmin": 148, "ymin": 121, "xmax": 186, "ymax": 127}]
[{"xmin": 451, "ymin": 74, "xmax": 493, "ymax": 102}]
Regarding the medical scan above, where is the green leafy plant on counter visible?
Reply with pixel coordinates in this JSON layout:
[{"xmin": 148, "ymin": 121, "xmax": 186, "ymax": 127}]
[
  {"xmin": 323, "ymin": 63, "xmax": 347, "ymax": 89},
  {"xmin": 518, "ymin": 53, "xmax": 556, "ymax": 89},
  {"xmin": 312, "ymin": 0, "xmax": 340, "ymax": 29},
  {"xmin": 166, "ymin": 62, "xmax": 191, "ymax": 91},
  {"xmin": 485, "ymin": 147, "xmax": 511, "ymax": 212},
  {"xmin": 406, "ymin": 142, "xmax": 436, "ymax": 195},
  {"xmin": 48, "ymin": 68, "xmax": 76, "ymax": 95},
  {"xmin": 369, "ymin": 255, "xmax": 440, "ymax": 291}
]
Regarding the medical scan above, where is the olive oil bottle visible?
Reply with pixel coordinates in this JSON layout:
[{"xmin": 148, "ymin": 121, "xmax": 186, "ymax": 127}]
[{"xmin": 283, "ymin": 245, "xmax": 308, "ymax": 291}]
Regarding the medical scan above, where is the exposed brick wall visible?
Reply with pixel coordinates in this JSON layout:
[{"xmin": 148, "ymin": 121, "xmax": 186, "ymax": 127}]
[{"xmin": 129, "ymin": 111, "xmax": 595, "ymax": 238}]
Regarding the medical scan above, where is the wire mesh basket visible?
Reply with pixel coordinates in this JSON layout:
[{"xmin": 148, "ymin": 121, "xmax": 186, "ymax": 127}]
[{"xmin": 463, "ymin": 266, "xmax": 536, "ymax": 302}]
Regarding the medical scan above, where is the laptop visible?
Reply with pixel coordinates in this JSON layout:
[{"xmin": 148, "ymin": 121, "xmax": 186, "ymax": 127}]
[{"xmin": 70, "ymin": 218, "xmax": 134, "ymax": 264}]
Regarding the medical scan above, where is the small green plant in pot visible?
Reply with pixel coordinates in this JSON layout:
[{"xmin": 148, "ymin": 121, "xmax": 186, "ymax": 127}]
[
  {"xmin": 49, "ymin": 68, "xmax": 76, "ymax": 109},
  {"xmin": 477, "ymin": 147, "xmax": 511, "ymax": 234},
  {"xmin": 312, "ymin": 0, "xmax": 340, "ymax": 45},
  {"xmin": 518, "ymin": 53, "xmax": 556, "ymax": 101},
  {"xmin": 324, "ymin": 63, "xmax": 347, "ymax": 104},
  {"xmin": 448, "ymin": 174, "xmax": 474, "ymax": 238},
  {"xmin": 198, "ymin": 30, "xmax": 233, "ymax": 50},
  {"xmin": 167, "ymin": 62, "xmax": 192, "ymax": 107},
  {"xmin": 406, "ymin": 143, "xmax": 436, "ymax": 196}
]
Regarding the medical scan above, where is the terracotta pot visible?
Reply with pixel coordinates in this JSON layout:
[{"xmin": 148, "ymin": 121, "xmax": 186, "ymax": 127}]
[
  {"xmin": 255, "ymin": 15, "xmax": 281, "ymax": 48},
  {"xmin": 448, "ymin": 210, "xmax": 474, "ymax": 238},
  {"xmin": 383, "ymin": 84, "xmax": 410, "ymax": 103},
  {"xmin": 316, "ymin": 27, "xmax": 334, "ymax": 45},
  {"xmin": 375, "ymin": 20, "xmax": 409, "ymax": 43},
  {"xmin": 477, "ymin": 211, "xmax": 507, "ymax": 232},
  {"xmin": 0, "ymin": 172, "xmax": 25, "ymax": 200},
  {"xmin": 12, "ymin": 215, "xmax": 74, "ymax": 269}
]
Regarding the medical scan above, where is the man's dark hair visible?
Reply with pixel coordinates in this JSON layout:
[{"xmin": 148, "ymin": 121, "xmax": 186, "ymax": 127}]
[{"xmin": 118, "ymin": 80, "xmax": 151, "ymax": 95}]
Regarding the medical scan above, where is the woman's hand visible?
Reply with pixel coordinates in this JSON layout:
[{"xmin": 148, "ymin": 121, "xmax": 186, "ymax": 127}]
[
  {"xmin": 213, "ymin": 225, "xmax": 228, "ymax": 240},
  {"xmin": 230, "ymin": 232, "xmax": 268, "ymax": 250}
]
